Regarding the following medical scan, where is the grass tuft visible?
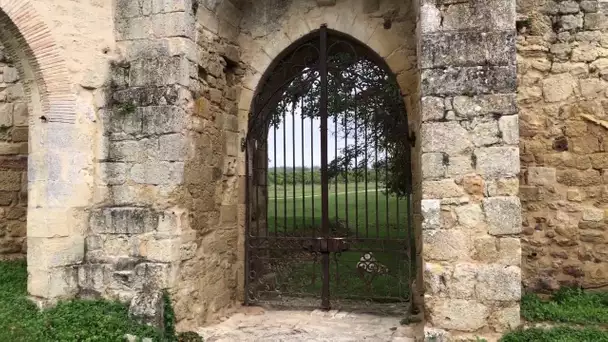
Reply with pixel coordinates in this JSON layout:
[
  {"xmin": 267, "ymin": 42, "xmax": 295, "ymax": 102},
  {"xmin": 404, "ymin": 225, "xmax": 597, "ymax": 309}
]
[
  {"xmin": 0, "ymin": 260, "xmax": 167, "ymax": 341},
  {"xmin": 521, "ymin": 287, "xmax": 608, "ymax": 325},
  {"xmin": 500, "ymin": 326, "xmax": 608, "ymax": 342}
]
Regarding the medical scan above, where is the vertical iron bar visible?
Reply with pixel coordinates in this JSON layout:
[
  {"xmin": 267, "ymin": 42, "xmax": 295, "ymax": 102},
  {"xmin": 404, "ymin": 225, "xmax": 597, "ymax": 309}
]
[
  {"xmin": 274, "ymin": 123, "xmax": 278, "ymax": 236},
  {"xmin": 375, "ymin": 110, "xmax": 379, "ymax": 238},
  {"xmin": 283, "ymin": 108, "xmax": 287, "ymax": 235},
  {"xmin": 302, "ymin": 98, "xmax": 306, "ymax": 234},
  {"xmin": 364, "ymin": 100, "xmax": 369, "ymax": 238},
  {"xmin": 334, "ymin": 89, "xmax": 338, "ymax": 229},
  {"xmin": 319, "ymin": 24, "xmax": 330, "ymax": 311},
  {"xmin": 311, "ymin": 97, "xmax": 315, "ymax": 237},
  {"xmin": 244, "ymin": 140, "xmax": 251, "ymax": 305},
  {"xmin": 354, "ymin": 87, "xmax": 359, "ymax": 238},
  {"xmin": 292, "ymin": 103, "xmax": 297, "ymax": 232},
  {"xmin": 344, "ymin": 89, "xmax": 349, "ymax": 237},
  {"xmin": 385, "ymin": 113, "xmax": 390, "ymax": 240}
]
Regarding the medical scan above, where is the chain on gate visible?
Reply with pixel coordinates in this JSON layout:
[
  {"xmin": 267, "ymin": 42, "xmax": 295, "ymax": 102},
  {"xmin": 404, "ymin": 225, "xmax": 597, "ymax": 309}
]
[{"xmin": 244, "ymin": 24, "xmax": 414, "ymax": 314}]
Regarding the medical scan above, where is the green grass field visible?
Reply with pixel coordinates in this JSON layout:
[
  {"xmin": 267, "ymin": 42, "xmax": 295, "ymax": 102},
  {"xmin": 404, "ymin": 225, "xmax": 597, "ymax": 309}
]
[{"xmin": 257, "ymin": 182, "xmax": 413, "ymax": 303}]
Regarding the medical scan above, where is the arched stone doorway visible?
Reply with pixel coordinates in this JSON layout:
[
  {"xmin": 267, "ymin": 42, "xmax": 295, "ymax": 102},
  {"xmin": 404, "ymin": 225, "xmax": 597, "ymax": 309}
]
[
  {"xmin": 0, "ymin": 1, "xmax": 84, "ymax": 302},
  {"xmin": 244, "ymin": 25, "xmax": 416, "ymax": 314}
]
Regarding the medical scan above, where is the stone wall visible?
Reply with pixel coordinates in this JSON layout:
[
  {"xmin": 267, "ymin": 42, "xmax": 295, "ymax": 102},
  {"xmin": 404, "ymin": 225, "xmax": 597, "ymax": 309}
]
[
  {"xmin": 419, "ymin": 0, "xmax": 521, "ymax": 339},
  {"xmin": 0, "ymin": 42, "xmax": 27, "ymax": 259},
  {"xmin": 517, "ymin": 0, "xmax": 608, "ymax": 291}
]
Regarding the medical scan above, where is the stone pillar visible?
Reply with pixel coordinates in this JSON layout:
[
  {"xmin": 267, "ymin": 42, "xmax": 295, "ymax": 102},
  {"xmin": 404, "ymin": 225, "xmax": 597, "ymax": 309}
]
[
  {"xmin": 417, "ymin": 0, "xmax": 521, "ymax": 338},
  {"xmin": 80, "ymin": 0, "xmax": 196, "ymax": 304}
]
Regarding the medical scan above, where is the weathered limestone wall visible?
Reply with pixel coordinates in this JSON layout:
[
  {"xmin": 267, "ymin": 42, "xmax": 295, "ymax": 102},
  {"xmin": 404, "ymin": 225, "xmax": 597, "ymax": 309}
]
[
  {"xmin": 178, "ymin": 0, "xmax": 244, "ymax": 328},
  {"xmin": 0, "ymin": 0, "xmax": 113, "ymax": 301},
  {"xmin": 517, "ymin": 0, "xmax": 608, "ymax": 291},
  {"xmin": 0, "ymin": 42, "xmax": 28, "ymax": 259},
  {"xmin": 418, "ymin": 0, "xmax": 521, "ymax": 339},
  {"xmin": 83, "ymin": 0, "xmax": 195, "ymax": 306}
]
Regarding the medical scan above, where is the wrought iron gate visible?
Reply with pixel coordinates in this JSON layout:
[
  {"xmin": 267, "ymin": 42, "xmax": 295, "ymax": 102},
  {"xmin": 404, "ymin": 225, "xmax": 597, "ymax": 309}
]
[{"xmin": 245, "ymin": 25, "xmax": 414, "ymax": 312}]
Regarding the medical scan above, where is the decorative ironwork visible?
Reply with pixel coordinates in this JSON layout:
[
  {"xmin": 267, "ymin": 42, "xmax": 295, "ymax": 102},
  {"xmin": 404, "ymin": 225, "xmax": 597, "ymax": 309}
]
[{"xmin": 245, "ymin": 25, "xmax": 414, "ymax": 314}]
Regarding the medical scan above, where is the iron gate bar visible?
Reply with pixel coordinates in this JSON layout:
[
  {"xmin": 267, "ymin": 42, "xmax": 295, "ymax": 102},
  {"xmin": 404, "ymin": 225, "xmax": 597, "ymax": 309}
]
[{"xmin": 319, "ymin": 24, "xmax": 330, "ymax": 310}]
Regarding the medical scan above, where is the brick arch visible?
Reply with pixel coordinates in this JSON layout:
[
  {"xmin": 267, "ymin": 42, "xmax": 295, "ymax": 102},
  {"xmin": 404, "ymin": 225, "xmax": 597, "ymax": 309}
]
[{"xmin": 0, "ymin": 0, "xmax": 75, "ymax": 123}]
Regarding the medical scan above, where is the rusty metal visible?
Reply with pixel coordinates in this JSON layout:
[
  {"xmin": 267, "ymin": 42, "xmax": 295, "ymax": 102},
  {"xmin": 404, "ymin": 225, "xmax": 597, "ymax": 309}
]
[{"xmin": 245, "ymin": 25, "xmax": 413, "ymax": 314}]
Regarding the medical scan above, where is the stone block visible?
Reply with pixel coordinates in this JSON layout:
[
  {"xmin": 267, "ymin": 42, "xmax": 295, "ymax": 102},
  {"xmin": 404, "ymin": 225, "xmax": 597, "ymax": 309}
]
[
  {"xmin": 421, "ymin": 122, "xmax": 472, "ymax": 155},
  {"xmin": 423, "ymin": 230, "xmax": 469, "ymax": 261},
  {"xmin": 582, "ymin": 207, "xmax": 604, "ymax": 222},
  {"xmin": 469, "ymin": 118, "xmax": 500, "ymax": 147},
  {"xmin": 474, "ymin": 147, "xmax": 519, "ymax": 178},
  {"xmin": 12, "ymin": 127, "xmax": 28, "ymax": 142},
  {"xmin": 498, "ymin": 115, "xmax": 518, "ymax": 145},
  {"xmin": 0, "ymin": 142, "xmax": 22, "ymax": 155},
  {"xmin": 557, "ymin": 169, "xmax": 601, "ymax": 186},
  {"xmin": 585, "ymin": 13, "xmax": 608, "ymax": 30},
  {"xmin": 129, "ymin": 289, "xmax": 165, "ymax": 329},
  {"xmin": 421, "ymin": 66, "xmax": 516, "ymax": 95},
  {"xmin": 159, "ymin": 134, "xmax": 187, "ymax": 161},
  {"xmin": 421, "ymin": 97, "xmax": 445, "ymax": 122},
  {"xmin": 90, "ymin": 208, "xmax": 159, "ymax": 235},
  {"xmin": 130, "ymin": 56, "xmax": 189, "ymax": 87},
  {"xmin": 100, "ymin": 162, "xmax": 129, "ymax": 185},
  {"xmin": 27, "ymin": 236, "xmax": 85, "ymax": 270},
  {"xmin": 144, "ymin": 238, "xmax": 180, "ymax": 262},
  {"xmin": 427, "ymin": 298, "xmax": 489, "ymax": 332},
  {"xmin": 448, "ymin": 263, "xmax": 478, "ymax": 299},
  {"xmin": 476, "ymin": 264, "xmax": 521, "ymax": 301},
  {"xmin": 420, "ymin": 31, "xmax": 515, "ymax": 69},
  {"xmin": 0, "ymin": 170, "xmax": 22, "ymax": 191},
  {"xmin": 542, "ymin": 73, "xmax": 576, "ymax": 102},
  {"xmin": 446, "ymin": 156, "xmax": 474, "ymax": 177},
  {"xmin": 424, "ymin": 263, "xmax": 449, "ymax": 295},
  {"xmin": 423, "ymin": 180, "xmax": 466, "ymax": 199},
  {"xmin": 580, "ymin": 1, "xmax": 598, "ymax": 12},
  {"xmin": 0, "ymin": 103, "xmax": 13, "ymax": 127},
  {"xmin": 422, "ymin": 153, "xmax": 446, "ymax": 179},
  {"xmin": 494, "ymin": 306, "xmax": 520, "ymax": 331},
  {"xmin": 13, "ymin": 103, "xmax": 28, "ymax": 127},
  {"xmin": 142, "ymin": 106, "xmax": 187, "ymax": 135},
  {"xmin": 527, "ymin": 167, "xmax": 556, "ymax": 186},
  {"xmin": 28, "ymin": 267, "xmax": 78, "ymax": 299},
  {"xmin": 484, "ymin": 197, "xmax": 522, "ymax": 236},
  {"xmin": 421, "ymin": 199, "xmax": 441, "ymax": 230},
  {"xmin": 455, "ymin": 204, "xmax": 485, "ymax": 229},
  {"xmin": 453, "ymin": 94, "xmax": 517, "ymax": 118}
]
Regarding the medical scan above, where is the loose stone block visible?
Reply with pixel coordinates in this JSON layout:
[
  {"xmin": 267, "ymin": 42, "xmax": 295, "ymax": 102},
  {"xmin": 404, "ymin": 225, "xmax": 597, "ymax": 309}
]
[
  {"xmin": 423, "ymin": 230, "xmax": 469, "ymax": 261},
  {"xmin": 476, "ymin": 264, "xmax": 521, "ymax": 301},
  {"xmin": 448, "ymin": 263, "xmax": 477, "ymax": 299},
  {"xmin": 484, "ymin": 197, "xmax": 522, "ymax": 236},
  {"xmin": 455, "ymin": 204, "xmax": 485, "ymax": 228},
  {"xmin": 422, "ymin": 153, "xmax": 446, "ymax": 179},
  {"xmin": 421, "ymin": 97, "xmax": 445, "ymax": 122},
  {"xmin": 421, "ymin": 122, "xmax": 472, "ymax": 155},
  {"xmin": 453, "ymin": 94, "xmax": 517, "ymax": 118},
  {"xmin": 423, "ymin": 179, "xmax": 466, "ymax": 199},
  {"xmin": 474, "ymin": 146, "xmax": 520, "ymax": 178},
  {"xmin": 542, "ymin": 73, "xmax": 576, "ymax": 102},
  {"xmin": 498, "ymin": 115, "xmax": 518, "ymax": 145},
  {"xmin": 421, "ymin": 66, "xmax": 516, "ymax": 95},
  {"xmin": 421, "ymin": 199, "xmax": 441, "ymax": 230},
  {"xmin": 527, "ymin": 167, "xmax": 557, "ymax": 186},
  {"xmin": 420, "ymin": 31, "xmax": 515, "ymax": 69},
  {"xmin": 427, "ymin": 298, "xmax": 489, "ymax": 332}
]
